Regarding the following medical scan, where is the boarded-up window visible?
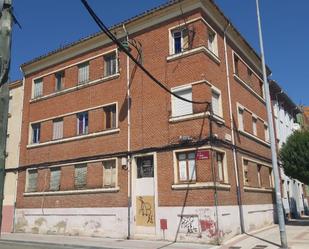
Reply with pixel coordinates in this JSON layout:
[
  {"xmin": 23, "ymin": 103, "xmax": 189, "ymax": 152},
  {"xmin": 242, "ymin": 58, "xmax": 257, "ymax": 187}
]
[
  {"xmin": 49, "ymin": 167, "xmax": 61, "ymax": 191},
  {"xmin": 78, "ymin": 62, "xmax": 89, "ymax": 84},
  {"xmin": 103, "ymin": 104, "xmax": 117, "ymax": 129},
  {"xmin": 103, "ymin": 160, "xmax": 116, "ymax": 187},
  {"xmin": 74, "ymin": 164, "xmax": 87, "ymax": 189},
  {"xmin": 27, "ymin": 169, "xmax": 38, "ymax": 192},
  {"xmin": 53, "ymin": 118, "xmax": 63, "ymax": 140}
]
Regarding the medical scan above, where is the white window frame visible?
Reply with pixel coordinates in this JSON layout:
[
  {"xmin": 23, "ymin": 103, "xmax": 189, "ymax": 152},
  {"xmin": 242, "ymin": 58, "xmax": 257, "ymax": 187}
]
[
  {"xmin": 171, "ymin": 85, "xmax": 193, "ymax": 117},
  {"xmin": 55, "ymin": 71, "xmax": 64, "ymax": 91},
  {"xmin": 207, "ymin": 27, "xmax": 218, "ymax": 56},
  {"xmin": 264, "ymin": 123, "xmax": 270, "ymax": 142},
  {"xmin": 170, "ymin": 28, "xmax": 189, "ymax": 55},
  {"xmin": 237, "ymin": 106, "xmax": 244, "ymax": 131},
  {"xmin": 104, "ymin": 51, "xmax": 118, "ymax": 77},
  {"xmin": 176, "ymin": 150, "xmax": 197, "ymax": 183},
  {"xmin": 215, "ymin": 149, "xmax": 228, "ymax": 183},
  {"xmin": 211, "ymin": 86, "xmax": 223, "ymax": 117},
  {"xmin": 31, "ymin": 123, "xmax": 40, "ymax": 144},
  {"xmin": 252, "ymin": 115, "xmax": 258, "ymax": 136}
]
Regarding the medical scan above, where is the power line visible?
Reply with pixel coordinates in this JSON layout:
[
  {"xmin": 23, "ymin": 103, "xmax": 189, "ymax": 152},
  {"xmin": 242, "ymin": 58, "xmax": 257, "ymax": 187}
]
[{"xmin": 80, "ymin": 0, "xmax": 210, "ymax": 106}]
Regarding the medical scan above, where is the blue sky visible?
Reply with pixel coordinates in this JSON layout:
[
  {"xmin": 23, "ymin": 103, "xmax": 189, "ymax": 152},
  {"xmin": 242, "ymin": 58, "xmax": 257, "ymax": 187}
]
[{"xmin": 10, "ymin": 0, "xmax": 309, "ymax": 105}]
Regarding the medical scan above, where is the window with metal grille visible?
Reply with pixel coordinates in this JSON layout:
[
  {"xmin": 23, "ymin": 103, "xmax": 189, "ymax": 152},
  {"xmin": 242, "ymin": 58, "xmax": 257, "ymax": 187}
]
[
  {"xmin": 53, "ymin": 118, "xmax": 63, "ymax": 140},
  {"xmin": 103, "ymin": 160, "xmax": 116, "ymax": 187},
  {"xmin": 33, "ymin": 78, "xmax": 43, "ymax": 98},
  {"xmin": 103, "ymin": 104, "xmax": 117, "ymax": 129},
  {"xmin": 74, "ymin": 164, "xmax": 87, "ymax": 189},
  {"xmin": 78, "ymin": 62, "xmax": 89, "ymax": 84},
  {"xmin": 137, "ymin": 156, "xmax": 154, "ymax": 178},
  {"xmin": 49, "ymin": 167, "xmax": 61, "ymax": 191},
  {"xmin": 27, "ymin": 169, "xmax": 38, "ymax": 192},
  {"xmin": 104, "ymin": 52, "xmax": 117, "ymax": 77}
]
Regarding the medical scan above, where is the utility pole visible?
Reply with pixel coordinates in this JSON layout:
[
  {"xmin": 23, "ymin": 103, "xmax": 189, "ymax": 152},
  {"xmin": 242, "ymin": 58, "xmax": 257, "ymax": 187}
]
[
  {"xmin": 0, "ymin": 0, "xmax": 13, "ymax": 234},
  {"xmin": 256, "ymin": 1, "xmax": 288, "ymax": 248}
]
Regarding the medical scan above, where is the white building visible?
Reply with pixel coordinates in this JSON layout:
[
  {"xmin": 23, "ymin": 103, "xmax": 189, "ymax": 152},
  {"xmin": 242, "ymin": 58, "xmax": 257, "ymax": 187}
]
[
  {"xmin": 1, "ymin": 80, "xmax": 23, "ymax": 232},
  {"xmin": 270, "ymin": 80, "xmax": 306, "ymax": 219}
]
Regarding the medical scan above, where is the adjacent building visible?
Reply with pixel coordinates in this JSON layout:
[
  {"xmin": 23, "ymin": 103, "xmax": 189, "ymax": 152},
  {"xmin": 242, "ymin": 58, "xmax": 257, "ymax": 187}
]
[
  {"xmin": 270, "ymin": 80, "xmax": 306, "ymax": 219},
  {"xmin": 1, "ymin": 80, "xmax": 23, "ymax": 233}
]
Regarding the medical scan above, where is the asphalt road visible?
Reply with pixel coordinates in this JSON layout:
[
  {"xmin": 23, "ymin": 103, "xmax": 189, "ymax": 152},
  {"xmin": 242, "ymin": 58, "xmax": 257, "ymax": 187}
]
[{"xmin": 0, "ymin": 241, "xmax": 114, "ymax": 249}]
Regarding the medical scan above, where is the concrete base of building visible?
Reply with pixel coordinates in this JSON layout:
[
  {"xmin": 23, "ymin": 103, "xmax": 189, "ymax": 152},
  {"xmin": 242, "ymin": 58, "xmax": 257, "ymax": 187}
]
[
  {"xmin": 1, "ymin": 205, "xmax": 15, "ymax": 233},
  {"xmin": 14, "ymin": 204, "xmax": 274, "ymax": 244}
]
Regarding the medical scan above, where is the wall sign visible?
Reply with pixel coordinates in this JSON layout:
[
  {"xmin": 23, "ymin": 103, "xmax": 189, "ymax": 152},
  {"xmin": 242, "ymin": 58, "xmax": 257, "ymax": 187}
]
[{"xmin": 196, "ymin": 150, "xmax": 210, "ymax": 160}]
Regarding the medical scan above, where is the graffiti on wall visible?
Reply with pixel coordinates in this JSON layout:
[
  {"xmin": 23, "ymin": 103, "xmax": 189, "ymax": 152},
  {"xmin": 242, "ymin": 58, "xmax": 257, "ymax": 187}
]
[
  {"xmin": 179, "ymin": 215, "xmax": 199, "ymax": 234},
  {"xmin": 136, "ymin": 196, "xmax": 155, "ymax": 226}
]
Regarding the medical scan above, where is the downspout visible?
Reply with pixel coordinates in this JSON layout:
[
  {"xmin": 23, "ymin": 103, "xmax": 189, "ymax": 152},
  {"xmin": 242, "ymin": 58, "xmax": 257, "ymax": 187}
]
[
  {"xmin": 123, "ymin": 24, "xmax": 132, "ymax": 240},
  {"xmin": 223, "ymin": 22, "xmax": 245, "ymax": 233}
]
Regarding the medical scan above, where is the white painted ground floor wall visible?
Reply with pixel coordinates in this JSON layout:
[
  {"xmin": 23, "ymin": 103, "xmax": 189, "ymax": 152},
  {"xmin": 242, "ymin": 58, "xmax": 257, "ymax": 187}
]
[{"xmin": 15, "ymin": 204, "xmax": 274, "ymax": 244}]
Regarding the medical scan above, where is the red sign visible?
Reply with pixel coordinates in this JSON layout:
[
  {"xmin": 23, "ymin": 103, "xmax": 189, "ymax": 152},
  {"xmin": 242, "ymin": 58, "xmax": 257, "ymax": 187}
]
[
  {"xmin": 160, "ymin": 219, "xmax": 167, "ymax": 230},
  {"xmin": 196, "ymin": 150, "xmax": 210, "ymax": 160}
]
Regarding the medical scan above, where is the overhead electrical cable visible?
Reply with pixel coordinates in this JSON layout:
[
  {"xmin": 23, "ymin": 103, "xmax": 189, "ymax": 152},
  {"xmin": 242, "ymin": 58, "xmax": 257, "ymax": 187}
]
[{"xmin": 80, "ymin": 0, "xmax": 210, "ymax": 106}]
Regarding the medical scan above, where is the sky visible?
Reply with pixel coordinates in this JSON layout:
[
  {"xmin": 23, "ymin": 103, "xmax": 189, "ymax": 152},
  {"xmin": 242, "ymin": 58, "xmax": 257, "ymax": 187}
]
[{"xmin": 9, "ymin": 0, "xmax": 309, "ymax": 105}]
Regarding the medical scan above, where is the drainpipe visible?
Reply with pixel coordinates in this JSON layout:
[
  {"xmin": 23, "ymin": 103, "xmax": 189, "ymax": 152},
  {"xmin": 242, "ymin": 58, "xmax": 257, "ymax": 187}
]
[
  {"xmin": 123, "ymin": 24, "xmax": 132, "ymax": 240},
  {"xmin": 223, "ymin": 22, "xmax": 245, "ymax": 233}
]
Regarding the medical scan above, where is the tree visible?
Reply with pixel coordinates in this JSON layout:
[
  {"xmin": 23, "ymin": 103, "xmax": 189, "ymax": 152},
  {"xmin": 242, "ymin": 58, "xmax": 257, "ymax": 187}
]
[{"xmin": 280, "ymin": 129, "xmax": 309, "ymax": 184}]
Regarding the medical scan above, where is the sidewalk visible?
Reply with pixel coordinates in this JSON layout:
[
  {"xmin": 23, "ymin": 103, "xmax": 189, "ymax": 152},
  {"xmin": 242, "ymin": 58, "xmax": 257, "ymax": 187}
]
[
  {"xmin": 0, "ymin": 232, "xmax": 218, "ymax": 249},
  {"xmin": 221, "ymin": 217, "xmax": 309, "ymax": 249}
]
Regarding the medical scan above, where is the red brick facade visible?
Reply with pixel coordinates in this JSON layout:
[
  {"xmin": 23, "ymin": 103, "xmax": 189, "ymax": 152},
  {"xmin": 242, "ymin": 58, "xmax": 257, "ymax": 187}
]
[{"xmin": 16, "ymin": 0, "xmax": 275, "ymax": 240}]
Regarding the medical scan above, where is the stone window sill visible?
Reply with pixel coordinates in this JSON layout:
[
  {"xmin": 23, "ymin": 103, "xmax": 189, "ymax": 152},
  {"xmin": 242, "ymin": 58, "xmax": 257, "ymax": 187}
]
[
  {"xmin": 172, "ymin": 182, "xmax": 231, "ymax": 190},
  {"xmin": 244, "ymin": 186, "xmax": 274, "ymax": 193},
  {"xmin": 24, "ymin": 186, "xmax": 120, "ymax": 196},
  {"xmin": 169, "ymin": 112, "xmax": 225, "ymax": 125}
]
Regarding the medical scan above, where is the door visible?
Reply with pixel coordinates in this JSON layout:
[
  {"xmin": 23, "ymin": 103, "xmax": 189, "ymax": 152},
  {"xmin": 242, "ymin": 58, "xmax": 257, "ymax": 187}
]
[{"xmin": 133, "ymin": 155, "xmax": 156, "ymax": 235}]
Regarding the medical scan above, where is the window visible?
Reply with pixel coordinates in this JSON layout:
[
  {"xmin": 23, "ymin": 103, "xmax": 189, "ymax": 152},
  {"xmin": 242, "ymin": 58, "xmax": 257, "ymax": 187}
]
[
  {"xmin": 269, "ymin": 168, "xmax": 273, "ymax": 187},
  {"xmin": 234, "ymin": 56, "xmax": 239, "ymax": 76},
  {"xmin": 33, "ymin": 78, "xmax": 43, "ymax": 98},
  {"xmin": 238, "ymin": 107, "xmax": 244, "ymax": 131},
  {"xmin": 216, "ymin": 152, "xmax": 224, "ymax": 182},
  {"xmin": 103, "ymin": 160, "xmax": 116, "ymax": 187},
  {"xmin": 49, "ymin": 167, "xmax": 61, "ymax": 191},
  {"xmin": 257, "ymin": 165, "xmax": 262, "ymax": 187},
  {"xmin": 55, "ymin": 71, "xmax": 64, "ymax": 91},
  {"xmin": 103, "ymin": 104, "xmax": 117, "ymax": 129},
  {"xmin": 171, "ymin": 28, "xmax": 189, "ymax": 54},
  {"xmin": 77, "ymin": 112, "xmax": 88, "ymax": 135},
  {"xmin": 104, "ymin": 52, "xmax": 117, "ymax": 77},
  {"xmin": 74, "ymin": 164, "xmax": 87, "ymax": 189},
  {"xmin": 53, "ymin": 118, "xmax": 63, "ymax": 140},
  {"xmin": 243, "ymin": 160, "xmax": 249, "ymax": 186},
  {"xmin": 177, "ymin": 152, "xmax": 196, "ymax": 182},
  {"xmin": 211, "ymin": 89, "xmax": 222, "ymax": 117},
  {"xmin": 208, "ymin": 29, "xmax": 217, "ymax": 55},
  {"xmin": 252, "ymin": 117, "xmax": 257, "ymax": 136},
  {"xmin": 31, "ymin": 123, "xmax": 40, "ymax": 144},
  {"xmin": 247, "ymin": 68, "xmax": 252, "ymax": 84},
  {"xmin": 264, "ymin": 124, "xmax": 270, "ymax": 142},
  {"xmin": 172, "ymin": 87, "xmax": 192, "ymax": 117},
  {"xmin": 259, "ymin": 80, "xmax": 264, "ymax": 98},
  {"xmin": 78, "ymin": 62, "xmax": 89, "ymax": 84},
  {"xmin": 137, "ymin": 156, "xmax": 154, "ymax": 178},
  {"xmin": 27, "ymin": 169, "xmax": 38, "ymax": 192}
]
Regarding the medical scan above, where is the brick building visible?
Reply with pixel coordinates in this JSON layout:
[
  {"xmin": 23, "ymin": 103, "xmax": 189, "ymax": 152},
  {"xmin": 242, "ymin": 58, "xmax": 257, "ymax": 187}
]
[{"xmin": 15, "ymin": 0, "xmax": 276, "ymax": 244}]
